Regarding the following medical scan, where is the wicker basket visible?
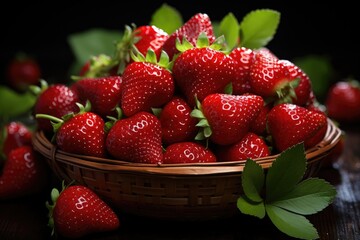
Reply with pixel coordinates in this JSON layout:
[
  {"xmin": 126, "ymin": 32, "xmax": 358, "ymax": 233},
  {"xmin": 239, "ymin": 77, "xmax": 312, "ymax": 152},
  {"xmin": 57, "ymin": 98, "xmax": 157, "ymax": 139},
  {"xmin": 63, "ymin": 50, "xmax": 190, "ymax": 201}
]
[{"xmin": 32, "ymin": 119, "xmax": 341, "ymax": 220}]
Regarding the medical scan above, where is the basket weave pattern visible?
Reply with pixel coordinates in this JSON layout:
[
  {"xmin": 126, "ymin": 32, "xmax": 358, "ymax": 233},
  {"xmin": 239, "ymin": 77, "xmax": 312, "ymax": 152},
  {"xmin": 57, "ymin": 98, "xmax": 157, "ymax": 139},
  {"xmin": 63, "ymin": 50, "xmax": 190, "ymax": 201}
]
[{"xmin": 33, "ymin": 119, "xmax": 341, "ymax": 220}]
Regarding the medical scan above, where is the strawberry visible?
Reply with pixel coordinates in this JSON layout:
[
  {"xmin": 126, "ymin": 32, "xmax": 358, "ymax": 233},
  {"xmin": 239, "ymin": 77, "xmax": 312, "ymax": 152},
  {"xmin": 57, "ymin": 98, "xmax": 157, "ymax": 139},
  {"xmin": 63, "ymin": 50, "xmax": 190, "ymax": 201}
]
[
  {"xmin": 267, "ymin": 103, "xmax": 328, "ymax": 152},
  {"xmin": 6, "ymin": 53, "xmax": 41, "ymax": 92},
  {"xmin": 77, "ymin": 54, "xmax": 119, "ymax": 78},
  {"xmin": 46, "ymin": 183, "xmax": 120, "ymax": 238},
  {"xmin": 163, "ymin": 142, "xmax": 216, "ymax": 164},
  {"xmin": 71, "ymin": 75, "xmax": 122, "ymax": 118},
  {"xmin": 0, "ymin": 146, "xmax": 48, "ymax": 199},
  {"xmin": 121, "ymin": 50, "xmax": 174, "ymax": 117},
  {"xmin": 249, "ymin": 103, "xmax": 272, "ymax": 136},
  {"xmin": 325, "ymin": 80, "xmax": 360, "ymax": 123},
  {"xmin": 33, "ymin": 80, "xmax": 80, "ymax": 133},
  {"xmin": 216, "ymin": 132, "xmax": 270, "ymax": 162},
  {"xmin": 36, "ymin": 102, "xmax": 106, "ymax": 158},
  {"xmin": 106, "ymin": 111, "xmax": 163, "ymax": 164},
  {"xmin": 133, "ymin": 25, "xmax": 169, "ymax": 60},
  {"xmin": 161, "ymin": 13, "xmax": 215, "ymax": 60},
  {"xmin": 191, "ymin": 93, "xmax": 264, "ymax": 145},
  {"xmin": 229, "ymin": 47, "xmax": 255, "ymax": 95},
  {"xmin": 1, "ymin": 121, "xmax": 32, "ymax": 157},
  {"xmin": 172, "ymin": 34, "xmax": 235, "ymax": 106},
  {"xmin": 158, "ymin": 96, "xmax": 198, "ymax": 146},
  {"xmin": 249, "ymin": 52, "xmax": 297, "ymax": 101},
  {"xmin": 278, "ymin": 59, "xmax": 312, "ymax": 106}
]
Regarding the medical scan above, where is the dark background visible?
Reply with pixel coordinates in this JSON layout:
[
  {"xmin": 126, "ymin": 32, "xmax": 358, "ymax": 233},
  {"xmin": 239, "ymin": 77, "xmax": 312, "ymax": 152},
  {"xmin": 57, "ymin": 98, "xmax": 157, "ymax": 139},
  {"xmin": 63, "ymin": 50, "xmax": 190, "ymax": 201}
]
[{"xmin": 1, "ymin": 1, "xmax": 358, "ymax": 85}]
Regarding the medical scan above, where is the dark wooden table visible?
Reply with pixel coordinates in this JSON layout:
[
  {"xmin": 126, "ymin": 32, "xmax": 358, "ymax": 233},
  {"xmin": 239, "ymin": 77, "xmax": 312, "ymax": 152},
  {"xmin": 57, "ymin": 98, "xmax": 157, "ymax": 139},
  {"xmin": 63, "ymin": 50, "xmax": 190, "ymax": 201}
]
[{"xmin": 1, "ymin": 124, "xmax": 359, "ymax": 240}]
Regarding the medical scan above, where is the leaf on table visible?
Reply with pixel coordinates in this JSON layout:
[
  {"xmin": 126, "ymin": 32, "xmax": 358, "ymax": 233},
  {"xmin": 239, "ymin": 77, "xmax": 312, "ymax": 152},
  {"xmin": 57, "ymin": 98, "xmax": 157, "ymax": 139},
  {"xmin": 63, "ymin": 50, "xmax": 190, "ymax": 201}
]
[
  {"xmin": 150, "ymin": 3, "xmax": 183, "ymax": 34},
  {"xmin": 237, "ymin": 195, "xmax": 265, "ymax": 219},
  {"xmin": 0, "ymin": 86, "xmax": 36, "ymax": 119},
  {"xmin": 239, "ymin": 9, "xmax": 280, "ymax": 49},
  {"xmin": 266, "ymin": 204, "xmax": 319, "ymax": 240},
  {"xmin": 266, "ymin": 143, "xmax": 306, "ymax": 202},
  {"xmin": 242, "ymin": 159, "xmax": 264, "ymax": 202},
  {"xmin": 270, "ymin": 178, "xmax": 337, "ymax": 215},
  {"xmin": 219, "ymin": 12, "xmax": 239, "ymax": 51}
]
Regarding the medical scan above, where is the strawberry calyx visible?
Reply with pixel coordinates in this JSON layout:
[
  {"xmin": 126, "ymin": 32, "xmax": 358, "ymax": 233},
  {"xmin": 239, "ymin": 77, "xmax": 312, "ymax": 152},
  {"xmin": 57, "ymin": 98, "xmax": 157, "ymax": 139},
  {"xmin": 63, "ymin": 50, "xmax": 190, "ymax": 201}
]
[
  {"xmin": 130, "ymin": 47, "xmax": 173, "ymax": 71},
  {"xmin": 105, "ymin": 107, "xmax": 123, "ymax": 133},
  {"xmin": 29, "ymin": 79, "xmax": 48, "ymax": 96},
  {"xmin": 175, "ymin": 32, "xmax": 227, "ymax": 54},
  {"xmin": 273, "ymin": 78, "xmax": 300, "ymax": 105},
  {"xmin": 190, "ymin": 96, "xmax": 212, "ymax": 143}
]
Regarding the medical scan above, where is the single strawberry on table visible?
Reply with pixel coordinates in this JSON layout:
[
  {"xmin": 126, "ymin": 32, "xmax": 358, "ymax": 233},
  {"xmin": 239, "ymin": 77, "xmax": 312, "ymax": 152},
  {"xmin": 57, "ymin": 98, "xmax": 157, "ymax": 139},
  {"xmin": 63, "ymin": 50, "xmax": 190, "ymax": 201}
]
[
  {"xmin": 0, "ymin": 146, "xmax": 48, "ymax": 199},
  {"xmin": 46, "ymin": 183, "xmax": 120, "ymax": 239}
]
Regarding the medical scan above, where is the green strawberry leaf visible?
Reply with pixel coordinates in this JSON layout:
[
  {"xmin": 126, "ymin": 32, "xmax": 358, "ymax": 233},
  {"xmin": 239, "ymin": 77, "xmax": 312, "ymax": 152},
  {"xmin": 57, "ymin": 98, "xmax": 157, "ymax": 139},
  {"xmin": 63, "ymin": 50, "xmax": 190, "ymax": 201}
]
[
  {"xmin": 212, "ymin": 21, "xmax": 221, "ymax": 38},
  {"xmin": 239, "ymin": 9, "xmax": 280, "ymax": 49},
  {"xmin": 266, "ymin": 143, "xmax": 306, "ymax": 202},
  {"xmin": 0, "ymin": 86, "xmax": 36, "ymax": 119},
  {"xmin": 237, "ymin": 195, "xmax": 265, "ymax": 219},
  {"xmin": 242, "ymin": 159, "xmax": 264, "ymax": 202},
  {"xmin": 293, "ymin": 55, "xmax": 334, "ymax": 100},
  {"xmin": 68, "ymin": 28, "xmax": 122, "ymax": 66},
  {"xmin": 150, "ymin": 3, "xmax": 183, "ymax": 34},
  {"xmin": 270, "ymin": 178, "xmax": 337, "ymax": 215},
  {"xmin": 219, "ymin": 12, "xmax": 239, "ymax": 51},
  {"xmin": 266, "ymin": 204, "xmax": 319, "ymax": 239}
]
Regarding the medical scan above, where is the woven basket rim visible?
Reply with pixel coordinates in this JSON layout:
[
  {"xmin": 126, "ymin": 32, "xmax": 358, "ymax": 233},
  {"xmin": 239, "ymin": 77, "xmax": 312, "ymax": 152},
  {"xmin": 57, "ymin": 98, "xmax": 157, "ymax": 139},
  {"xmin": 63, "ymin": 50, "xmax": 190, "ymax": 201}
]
[{"xmin": 32, "ymin": 118, "xmax": 341, "ymax": 176}]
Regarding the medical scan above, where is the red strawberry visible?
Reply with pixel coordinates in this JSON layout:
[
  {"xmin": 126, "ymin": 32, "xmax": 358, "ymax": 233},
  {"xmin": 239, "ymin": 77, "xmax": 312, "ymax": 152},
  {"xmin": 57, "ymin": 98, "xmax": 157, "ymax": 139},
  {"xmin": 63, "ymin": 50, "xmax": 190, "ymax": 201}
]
[
  {"xmin": 1, "ymin": 121, "xmax": 32, "ymax": 157},
  {"xmin": 192, "ymin": 93, "xmax": 264, "ymax": 145},
  {"xmin": 216, "ymin": 132, "xmax": 270, "ymax": 162},
  {"xmin": 267, "ymin": 103, "xmax": 328, "ymax": 152},
  {"xmin": 163, "ymin": 142, "xmax": 216, "ymax": 164},
  {"xmin": 121, "ymin": 51, "xmax": 174, "ymax": 117},
  {"xmin": 106, "ymin": 111, "xmax": 163, "ymax": 164},
  {"xmin": 6, "ymin": 53, "xmax": 41, "ymax": 92},
  {"xmin": 72, "ymin": 75, "xmax": 122, "ymax": 118},
  {"xmin": 33, "ymin": 80, "xmax": 79, "ymax": 133},
  {"xmin": 254, "ymin": 47, "xmax": 278, "ymax": 60},
  {"xmin": 133, "ymin": 25, "xmax": 169, "ymax": 60},
  {"xmin": 162, "ymin": 13, "xmax": 215, "ymax": 60},
  {"xmin": 278, "ymin": 59, "xmax": 312, "ymax": 106},
  {"xmin": 249, "ymin": 52, "xmax": 294, "ymax": 99},
  {"xmin": 172, "ymin": 35, "xmax": 235, "ymax": 107},
  {"xmin": 229, "ymin": 47, "xmax": 255, "ymax": 95},
  {"xmin": 249, "ymin": 104, "xmax": 271, "ymax": 136},
  {"xmin": 36, "ymin": 102, "xmax": 106, "ymax": 157},
  {"xmin": 325, "ymin": 80, "xmax": 360, "ymax": 123},
  {"xmin": 158, "ymin": 96, "xmax": 198, "ymax": 146},
  {"xmin": 47, "ymin": 184, "xmax": 120, "ymax": 238},
  {"xmin": 0, "ymin": 146, "xmax": 48, "ymax": 199}
]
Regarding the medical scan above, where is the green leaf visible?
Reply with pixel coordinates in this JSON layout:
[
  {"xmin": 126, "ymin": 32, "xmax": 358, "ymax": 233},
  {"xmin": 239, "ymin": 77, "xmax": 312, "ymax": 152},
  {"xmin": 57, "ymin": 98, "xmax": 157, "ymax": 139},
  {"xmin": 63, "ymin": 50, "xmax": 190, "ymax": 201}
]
[
  {"xmin": 242, "ymin": 159, "xmax": 264, "ymax": 202},
  {"xmin": 239, "ymin": 9, "xmax": 280, "ymax": 49},
  {"xmin": 266, "ymin": 204, "xmax": 319, "ymax": 239},
  {"xmin": 212, "ymin": 21, "xmax": 221, "ymax": 38},
  {"xmin": 68, "ymin": 28, "xmax": 122, "ymax": 65},
  {"xmin": 150, "ymin": 3, "xmax": 183, "ymax": 34},
  {"xmin": 270, "ymin": 178, "xmax": 337, "ymax": 215},
  {"xmin": 237, "ymin": 195, "xmax": 265, "ymax": 219},
  {"xmin": 0, "ymin": 86, "xmax": 36, "ymax": 118},
  {"xmin": 293, "ymin": 55, "xmax": 334, "ymax": 100},
  {"xmin": 219, "ymin": 12, "xmax": 239, "ymax": 50},
  {"xmin": 266, "ymin": 143, "xmax": 306, "ymax": 202}
]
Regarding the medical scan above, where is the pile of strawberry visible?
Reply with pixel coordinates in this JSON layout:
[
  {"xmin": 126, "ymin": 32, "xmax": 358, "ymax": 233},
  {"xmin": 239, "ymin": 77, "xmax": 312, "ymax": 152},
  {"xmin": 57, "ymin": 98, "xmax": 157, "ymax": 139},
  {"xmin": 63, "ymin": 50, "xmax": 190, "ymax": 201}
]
[{"xmin": 34, "ymin": 12, "xmax": 328, "ymax": 165}]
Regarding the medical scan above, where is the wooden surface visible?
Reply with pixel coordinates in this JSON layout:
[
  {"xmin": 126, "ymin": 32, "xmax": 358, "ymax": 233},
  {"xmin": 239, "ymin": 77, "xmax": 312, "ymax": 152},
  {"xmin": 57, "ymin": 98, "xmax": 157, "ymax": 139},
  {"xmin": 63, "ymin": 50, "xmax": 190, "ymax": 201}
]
[{"xmin": 0, "ymin": 125, "xmax": 359, "ymax": 240}]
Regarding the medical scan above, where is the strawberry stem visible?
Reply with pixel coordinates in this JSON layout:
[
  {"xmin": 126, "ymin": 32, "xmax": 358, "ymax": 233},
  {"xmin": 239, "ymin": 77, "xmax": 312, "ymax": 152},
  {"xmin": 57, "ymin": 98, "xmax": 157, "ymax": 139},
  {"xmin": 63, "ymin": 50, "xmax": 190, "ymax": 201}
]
[{"xmin": 35, "ymin": 114, "xmax": 63, "ymax": 124}]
